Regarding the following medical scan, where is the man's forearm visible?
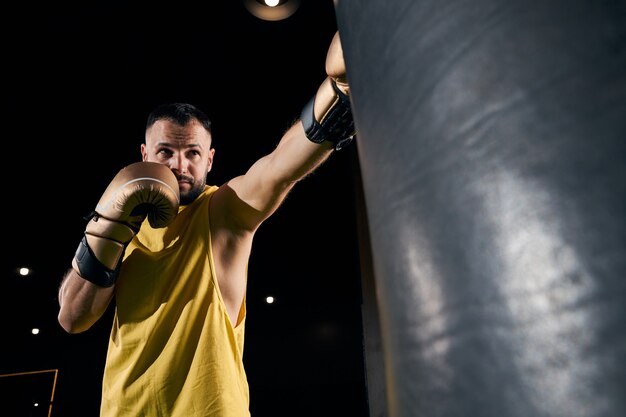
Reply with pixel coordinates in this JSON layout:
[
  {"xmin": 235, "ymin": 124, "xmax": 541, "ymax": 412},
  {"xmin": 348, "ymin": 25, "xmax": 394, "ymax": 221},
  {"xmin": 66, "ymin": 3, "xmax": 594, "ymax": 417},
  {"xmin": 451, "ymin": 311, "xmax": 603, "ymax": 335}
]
[
  {"xmin": 266, "ymin": 121, "xmax": 335, "ymax": 184},
  {"xmin": 58, "ymin": 268, "xmax": 115, "ymax": 334}
]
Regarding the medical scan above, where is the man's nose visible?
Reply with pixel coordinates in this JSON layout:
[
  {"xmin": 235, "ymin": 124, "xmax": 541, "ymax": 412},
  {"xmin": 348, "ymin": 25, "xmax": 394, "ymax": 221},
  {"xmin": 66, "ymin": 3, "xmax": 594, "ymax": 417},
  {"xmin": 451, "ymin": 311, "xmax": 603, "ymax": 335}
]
[{"xmin": 169, "ymin": 155, "xmax": 189, "ymax": 174}]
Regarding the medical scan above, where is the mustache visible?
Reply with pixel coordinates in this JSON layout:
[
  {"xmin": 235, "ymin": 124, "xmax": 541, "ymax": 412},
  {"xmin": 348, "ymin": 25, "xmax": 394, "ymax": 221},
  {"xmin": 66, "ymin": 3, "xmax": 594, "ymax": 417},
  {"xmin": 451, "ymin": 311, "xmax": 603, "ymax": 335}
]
[{"xmin": 175, "ymin": 174, "xmax": 194, "ymax": 184}]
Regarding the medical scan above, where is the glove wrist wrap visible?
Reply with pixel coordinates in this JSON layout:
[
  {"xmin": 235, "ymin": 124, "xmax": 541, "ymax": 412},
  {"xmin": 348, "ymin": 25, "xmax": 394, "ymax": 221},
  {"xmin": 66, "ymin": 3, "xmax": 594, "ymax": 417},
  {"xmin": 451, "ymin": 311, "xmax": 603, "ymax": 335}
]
[
  {"xmin": 301, "ymin": 80, "xmax": 355, "ymax": 150},
  {"xmin": 73, "ymin": 236, "xmax": 120, "ymax": 287}
]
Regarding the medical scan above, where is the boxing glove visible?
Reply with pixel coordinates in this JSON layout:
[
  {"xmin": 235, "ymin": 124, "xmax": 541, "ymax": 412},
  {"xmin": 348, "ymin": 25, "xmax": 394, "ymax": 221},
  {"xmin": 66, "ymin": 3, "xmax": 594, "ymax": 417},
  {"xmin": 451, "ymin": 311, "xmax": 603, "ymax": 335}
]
[
  {"xmin": 301, "ymin": 31, "xmax": 355, "ymax": 150},
  {"xmin": 72, "ymin": 162, "xmax": 180, "ymax": 287}
]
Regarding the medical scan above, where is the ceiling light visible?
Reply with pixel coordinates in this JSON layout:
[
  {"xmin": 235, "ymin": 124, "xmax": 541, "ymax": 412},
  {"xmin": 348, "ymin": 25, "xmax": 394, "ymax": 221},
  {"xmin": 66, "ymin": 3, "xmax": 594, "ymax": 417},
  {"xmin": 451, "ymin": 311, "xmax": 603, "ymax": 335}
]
[{"xmin": 243, "ymin": 0, "xmax": 300, "ymax": 21}]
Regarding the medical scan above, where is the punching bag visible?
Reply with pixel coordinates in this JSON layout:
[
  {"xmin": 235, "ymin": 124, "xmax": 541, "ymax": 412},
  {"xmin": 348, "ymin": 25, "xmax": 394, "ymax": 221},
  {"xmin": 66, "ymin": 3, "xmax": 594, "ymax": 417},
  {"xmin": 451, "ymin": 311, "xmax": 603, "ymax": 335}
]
[{"xmin": 335, "ymin": 1, "xmax": 626, "ymax": 416}]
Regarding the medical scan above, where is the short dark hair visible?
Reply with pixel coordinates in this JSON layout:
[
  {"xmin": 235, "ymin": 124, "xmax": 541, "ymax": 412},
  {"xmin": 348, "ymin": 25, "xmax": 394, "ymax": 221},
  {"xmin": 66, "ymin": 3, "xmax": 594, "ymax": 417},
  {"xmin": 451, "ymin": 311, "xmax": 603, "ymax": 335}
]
[{"xmin": 146, "ymin": 102, "xmax": 212, "ymax": 135}]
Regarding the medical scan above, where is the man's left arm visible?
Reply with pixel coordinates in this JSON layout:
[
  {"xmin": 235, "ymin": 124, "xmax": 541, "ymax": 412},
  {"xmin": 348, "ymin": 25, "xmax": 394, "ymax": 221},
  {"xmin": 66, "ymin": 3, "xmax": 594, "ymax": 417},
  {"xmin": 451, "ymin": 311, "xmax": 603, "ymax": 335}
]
[{"xmin": 222, "ymin": 31, "xmax": 355, "ymax": 232}]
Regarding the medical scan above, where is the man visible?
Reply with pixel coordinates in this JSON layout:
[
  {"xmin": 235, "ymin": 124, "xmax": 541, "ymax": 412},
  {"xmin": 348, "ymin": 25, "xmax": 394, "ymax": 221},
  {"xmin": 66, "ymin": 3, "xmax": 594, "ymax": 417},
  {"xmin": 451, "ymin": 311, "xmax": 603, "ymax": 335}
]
[{"xmin": 57, "ymin": 31, "xmax": 355, "ymax": 416}]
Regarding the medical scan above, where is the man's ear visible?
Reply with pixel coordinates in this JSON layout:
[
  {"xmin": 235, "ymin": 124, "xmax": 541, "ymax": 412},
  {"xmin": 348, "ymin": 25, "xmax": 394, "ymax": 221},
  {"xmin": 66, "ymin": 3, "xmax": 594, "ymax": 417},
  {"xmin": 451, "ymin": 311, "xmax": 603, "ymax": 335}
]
[
  {"xmin": 140, "ymin": 143, "xmax": 148, "ymax": 161},
  {"xmin": 207, "ymin": 148, "xmax": 215, "ymax": 173}
]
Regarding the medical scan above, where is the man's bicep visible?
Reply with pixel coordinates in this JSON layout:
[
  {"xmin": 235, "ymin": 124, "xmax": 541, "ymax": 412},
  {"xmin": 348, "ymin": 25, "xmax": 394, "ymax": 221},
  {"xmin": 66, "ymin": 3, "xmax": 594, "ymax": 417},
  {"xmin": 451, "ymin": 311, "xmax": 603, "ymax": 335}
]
[{"xmin": 236, "ymin": 150, "xmax": 294, "ymax": 202}]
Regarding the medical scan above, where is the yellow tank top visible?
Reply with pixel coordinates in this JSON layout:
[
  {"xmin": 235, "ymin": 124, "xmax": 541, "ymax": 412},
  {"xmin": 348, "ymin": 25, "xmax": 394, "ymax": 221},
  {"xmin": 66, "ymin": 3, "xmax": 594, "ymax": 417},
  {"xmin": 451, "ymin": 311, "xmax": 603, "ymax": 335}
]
[{"xmin": 100, "ymin": 185, "xmax": 250, "ymax": 417}]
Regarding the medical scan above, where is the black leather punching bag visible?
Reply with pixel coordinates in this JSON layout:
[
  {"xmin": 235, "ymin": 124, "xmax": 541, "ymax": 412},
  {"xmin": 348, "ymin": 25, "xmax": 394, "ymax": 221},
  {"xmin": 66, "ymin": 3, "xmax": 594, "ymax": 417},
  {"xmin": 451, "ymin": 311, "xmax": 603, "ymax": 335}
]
[{"xmin": 334, "ymin": 1, "xmax": 626, "ymax": 416}]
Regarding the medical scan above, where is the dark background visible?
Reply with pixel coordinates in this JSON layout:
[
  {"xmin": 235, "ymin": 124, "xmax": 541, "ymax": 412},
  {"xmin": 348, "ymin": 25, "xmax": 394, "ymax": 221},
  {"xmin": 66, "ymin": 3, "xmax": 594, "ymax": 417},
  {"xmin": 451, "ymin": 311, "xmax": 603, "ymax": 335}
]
[{"xmin": 2, "ymin": 2, "xmax": 368, "ymax": 416}]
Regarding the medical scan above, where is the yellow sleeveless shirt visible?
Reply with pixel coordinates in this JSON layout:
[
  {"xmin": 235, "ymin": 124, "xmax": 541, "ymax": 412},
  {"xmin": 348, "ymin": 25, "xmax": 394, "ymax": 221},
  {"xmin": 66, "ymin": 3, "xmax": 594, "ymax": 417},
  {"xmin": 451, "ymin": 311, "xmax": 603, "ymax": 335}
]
[{"xmin": 100, "ymin": 185, "xmax": 250, "ymax": 417}]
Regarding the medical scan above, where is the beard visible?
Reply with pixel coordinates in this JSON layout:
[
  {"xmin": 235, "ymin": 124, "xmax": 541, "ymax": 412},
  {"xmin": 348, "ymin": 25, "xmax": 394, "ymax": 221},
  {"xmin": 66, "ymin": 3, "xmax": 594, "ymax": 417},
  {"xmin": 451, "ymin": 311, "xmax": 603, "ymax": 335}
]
[{"xmin": 177, "ymin": 174, "xmax": 206, "ymax": 205}]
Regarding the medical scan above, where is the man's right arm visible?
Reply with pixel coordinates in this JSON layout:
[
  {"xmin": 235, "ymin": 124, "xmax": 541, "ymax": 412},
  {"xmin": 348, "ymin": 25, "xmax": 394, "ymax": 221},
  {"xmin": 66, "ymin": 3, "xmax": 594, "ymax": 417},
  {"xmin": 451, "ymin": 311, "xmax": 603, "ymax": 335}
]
[
  {"xmin": 58, "ymin": 161, "xmax": 180, "ymax": 333},
  {"xmin": 58, "ymin": 269, "xmax": 115, "ymax": 334}
]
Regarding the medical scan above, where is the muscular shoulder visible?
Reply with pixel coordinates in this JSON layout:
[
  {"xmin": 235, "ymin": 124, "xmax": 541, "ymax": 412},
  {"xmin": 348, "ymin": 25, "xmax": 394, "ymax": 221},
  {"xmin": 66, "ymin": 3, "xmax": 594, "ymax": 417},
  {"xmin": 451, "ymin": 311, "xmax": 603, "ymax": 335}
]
[{"xmin": 209, "ymin": 182, "xmax": 262, "ymax": 236}]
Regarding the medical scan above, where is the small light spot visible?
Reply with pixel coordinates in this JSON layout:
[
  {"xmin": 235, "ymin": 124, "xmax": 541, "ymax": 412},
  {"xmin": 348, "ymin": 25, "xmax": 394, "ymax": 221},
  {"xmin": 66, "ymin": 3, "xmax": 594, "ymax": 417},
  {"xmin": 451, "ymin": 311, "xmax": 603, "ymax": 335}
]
[
  {"xmin": 31, "ymin": 328, "xmax": 40, "ymax": 335},
  {"xmin": 265, "ymin": 296, "xmax": 275, "ymax": 304}
]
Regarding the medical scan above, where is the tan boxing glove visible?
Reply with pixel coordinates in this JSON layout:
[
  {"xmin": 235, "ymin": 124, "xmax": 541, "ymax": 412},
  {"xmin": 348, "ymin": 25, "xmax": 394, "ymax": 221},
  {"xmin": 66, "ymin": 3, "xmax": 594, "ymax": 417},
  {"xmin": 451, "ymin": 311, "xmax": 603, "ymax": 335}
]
[
  {"xmin": 301, "ymin": 31, "xmax": 355, "ymax": 150},
  {"xmin": 72, "ymin": 162, "xmax": 180, "ymax": 287}
]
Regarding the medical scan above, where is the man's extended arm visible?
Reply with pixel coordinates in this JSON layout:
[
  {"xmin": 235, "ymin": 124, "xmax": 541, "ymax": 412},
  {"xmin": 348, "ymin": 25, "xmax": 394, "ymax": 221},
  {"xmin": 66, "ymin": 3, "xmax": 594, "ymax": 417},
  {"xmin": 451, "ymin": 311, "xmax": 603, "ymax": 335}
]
[{"xmin": 218, "ymin": 32, "xmax": 355, "ymax": 232}]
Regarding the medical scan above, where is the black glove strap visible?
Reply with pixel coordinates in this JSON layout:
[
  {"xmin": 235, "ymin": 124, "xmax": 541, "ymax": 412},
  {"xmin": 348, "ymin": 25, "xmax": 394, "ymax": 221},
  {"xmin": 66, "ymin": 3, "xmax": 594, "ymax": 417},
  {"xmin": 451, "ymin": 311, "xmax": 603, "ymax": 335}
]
[
  {"xmin": 301, "ymin": 80, "xmax": 355, "ymax": 150},
  {"xmin": 73, "ymin": 236, "xmax": 120, "ymax": 287}
]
